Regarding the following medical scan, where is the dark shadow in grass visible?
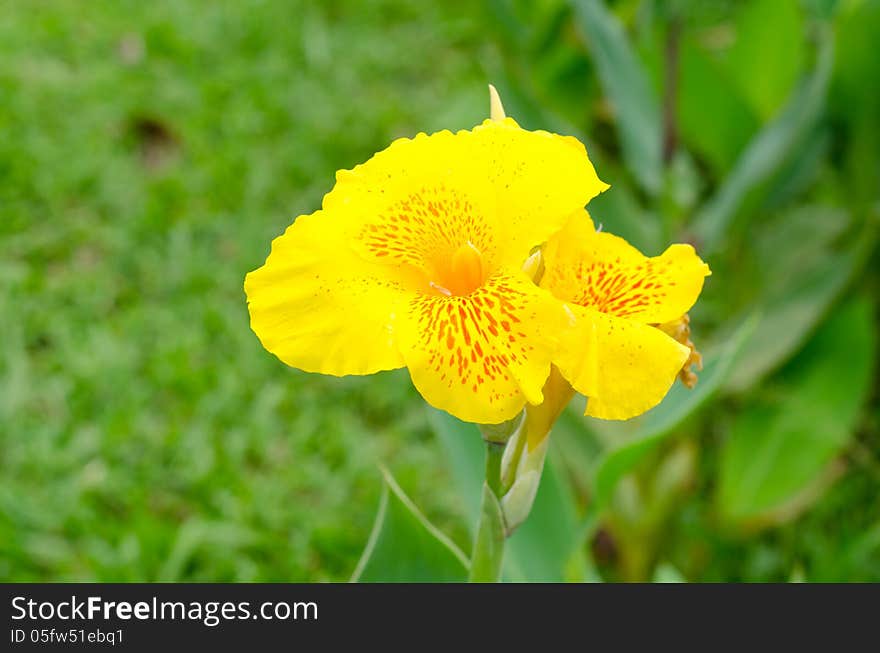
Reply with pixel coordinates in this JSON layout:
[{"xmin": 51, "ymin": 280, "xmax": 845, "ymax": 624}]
[{"xmin": 126, "ymin": 116, "xmax": 180, "ymax": 171}]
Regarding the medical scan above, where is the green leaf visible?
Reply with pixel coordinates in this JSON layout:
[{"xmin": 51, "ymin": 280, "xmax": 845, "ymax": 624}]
[
  {"xmin": 570, "ymin": 0, "xmax": 663, "ymax": 195},
  {"xmin": 831, "ymin": 0, "xmax": 880, "ymax": 206},
  {"xmin": 587, "ymin": 168, "xmax": 663, "ymax": 253},
  {"xmin": 351, "ymin": 468, "xmax": 469, "ymax": 582},
  {"xmin": 691, "ymin": 29, "xmax": 834, "ymax": 253},
  {"xmin": 725, "ymin": 0, "xmax": 806, "ymax": 120},
  {"xmin": 429, "ymin": 409, "xmax": 484, "ymax": 525},
  {"xmin": 429, "ymin": 410, "xmax": 584, "ymax": 581},
  {"xmin": 726, "ymin": 207, "xmax": 875, "ymax": 391},
  {"xmin": 678, "ymin": 36, "xmax": 759, "ymax": 175},
  {"xmin": 762, "ymin": 127, "xmax": 831, "ymax": 209},
  {"xmin": 717, "ymin": 296, "xmax": 877, "ymax": 526},
  {"xmin": 503, "ymin": 449, "xmax": 584, "ymax": 581},
  {"xmin": 591, "ymin": 316, "xmax": 755, "ymax": 509}
]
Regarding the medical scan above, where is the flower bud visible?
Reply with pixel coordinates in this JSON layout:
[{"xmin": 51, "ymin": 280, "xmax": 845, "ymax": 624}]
[
  {"xmin": 500, "ymin": 433, "xmax": 549, "ymax": 535},
  {"xmin": 489, "ymin": 84, "xmax": 506, "ymax": 121},
  {"xmin": 497, "ymin": 367, "xmax": 574, "ymax": 534}
]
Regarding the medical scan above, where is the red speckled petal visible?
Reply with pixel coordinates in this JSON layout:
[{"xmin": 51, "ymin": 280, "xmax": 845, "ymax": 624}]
[{"xmin": 397, "ymin": 270, "xmax": 565, "ymax": 424}]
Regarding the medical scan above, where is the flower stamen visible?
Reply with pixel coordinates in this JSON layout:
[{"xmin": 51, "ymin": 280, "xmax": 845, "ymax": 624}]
[
  {"xmin": 429, "ymin": 281, "xmax": 453, "ymax": 297},
  {"xmin": 430, "ymin": 241, "xmax": 487, "ymax": 297}
]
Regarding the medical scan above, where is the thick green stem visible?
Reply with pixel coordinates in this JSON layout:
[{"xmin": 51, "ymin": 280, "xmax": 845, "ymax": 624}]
[{"xmin": 468, "ymin": 441, "xmax": 507, "ymax": 582}]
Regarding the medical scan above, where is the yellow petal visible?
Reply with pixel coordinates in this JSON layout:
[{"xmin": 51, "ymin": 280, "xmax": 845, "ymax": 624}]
[
  {"xmin": 543, "ymin": 211, "xmax": 711, "ymax": 324},
  {"xmin": 352, "ymin": 174, "xmax": 500, "ymax": 294},
  {"xmin": 657, "ymin": 314, "xmax": 703, "ymax": 389},
  {"xmin": 471, "ymin": 118, "xmax": 609, "ymax": 266},
  {"xmin": 244, "ymin": 209, "xmax": 411, "ymax": 376},
  {"xmin": 554, "ymin": 304, "xmax": 690, "ymax": 420},
  {"xmin": 325, "ymin": 122, "xmax": 608, "ymax": 276},
  {"xmin": 246, "ymin": 119, "xmax": 603, "ymax": 415},
  {"xmin": 396, "ymin": 271, "xmax": 564, "ymax": 424},
  {"xmin": 523, "ymin": 366, "xmax": 575, "ymax": 451}
]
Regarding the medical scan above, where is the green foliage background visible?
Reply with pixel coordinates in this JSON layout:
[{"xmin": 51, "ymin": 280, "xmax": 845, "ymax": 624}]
[{"xmin": 2, "ymin": 0, "xmax": 878, "ymax": 582}]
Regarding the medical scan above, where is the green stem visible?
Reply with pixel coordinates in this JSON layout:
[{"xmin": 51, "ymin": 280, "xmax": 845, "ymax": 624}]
[{"xmin": 468, "ymin": 441, "xmax": 507, "ymax": 582}]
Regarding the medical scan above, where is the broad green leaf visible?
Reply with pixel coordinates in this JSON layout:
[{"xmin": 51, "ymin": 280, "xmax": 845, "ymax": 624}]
[
  {"xmin": 726, "ymin": 209, "xmax": 875, "ymax": 391},
  {"xmin": 429, "ymin": 410, "xmax": 584, "ymax": 581},
  {"xmin": 831, "ymin": 0, "xmax": 880, "ymax": 206},
  {"xmin": 429, "ymin": 409, "xmax": 484, "ymax": 525},
  {"xmin": 725, "ymin": 0, "xmax": 805, "ymax": 120},
  {"xmin": 763, "ymin": 127, "xmax": 830, "ymax": 209},
  {"xmin": 802, "ymin": 0, "xmax": 839, "ymax": 19},
  {"xmin": 485, "ymin": 0, "xmax": 530, "ymax": 49},
  {"xmin": 482, "ymin": 4, "xmax": 591, "ymax": 139},
  {"xmin": 845, "ymin": 522, "xmax": 880, "ymax": 580},
  {"xmin": 691, "ymin": 30, "xmax": 834, "ymax": 253},
  {"xmin": 351, "ymin": 468, "xmax": 469, "ymax": 582},
  {"xmin": 487, "ymin": 0, "xmax": 599, "ymax": 129},
  {"xmin": 717, "ymin": 297, "xmax": 877, "ymax": 526},
  {"xmin": 587, "ymin": 167, "xmax": 662, "ymax": 253},
  {"xmin": 570, "ymin": 0, "xmax": 663, "ymax": 195},
  {"xmin": 678, "ymin": 36, "xmax": 759, "ymax": 175},
  {"xmin": 591, "ymin": 315, "xmax": 755, "ymax": 509},
  {"xmin": 503, "ymin": 448, "xmax": 583, "ymax": 581}
]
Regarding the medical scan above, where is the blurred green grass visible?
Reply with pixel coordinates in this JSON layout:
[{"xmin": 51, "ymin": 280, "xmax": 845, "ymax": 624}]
[{"xmin": 2, "ymin": 0, "xmax": 879, "ymax": 582}]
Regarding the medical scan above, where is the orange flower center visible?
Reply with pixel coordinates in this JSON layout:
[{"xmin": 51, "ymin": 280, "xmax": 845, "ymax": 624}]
[{"xmin": 429, "ymin": 241, "xmax": 487, "ymax": 297}]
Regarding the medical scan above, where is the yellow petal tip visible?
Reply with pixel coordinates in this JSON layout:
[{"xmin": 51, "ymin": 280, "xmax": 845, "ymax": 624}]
[{"xmin": 488, "ymin": 84, "xmax": 506, "ymax": 121}]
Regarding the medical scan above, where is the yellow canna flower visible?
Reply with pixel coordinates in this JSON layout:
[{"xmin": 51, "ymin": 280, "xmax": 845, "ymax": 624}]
[
  {"xmin": 541, "ymin": 211, "xmax": 711, "ymax": 420},
  {"xmin": 245, "ymin": 119, "xmax": 607, "ymax": 424}
]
